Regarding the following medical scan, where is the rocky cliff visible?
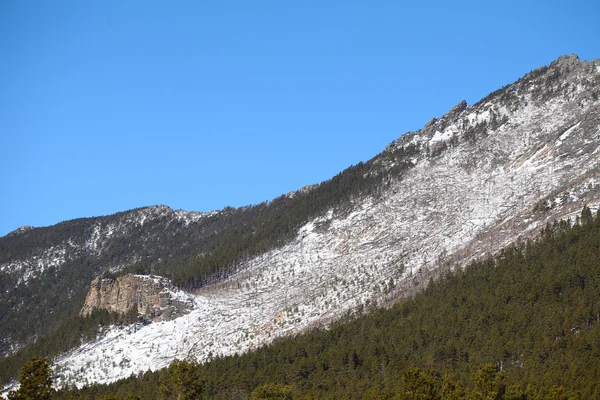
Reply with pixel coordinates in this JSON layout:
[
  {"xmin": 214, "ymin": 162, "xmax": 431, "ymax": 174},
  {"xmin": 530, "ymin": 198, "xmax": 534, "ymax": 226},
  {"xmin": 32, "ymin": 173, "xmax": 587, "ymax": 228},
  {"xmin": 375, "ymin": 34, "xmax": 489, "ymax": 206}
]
[{"xmin": 80, "ymin": 274, "xmax": 194, "ymax": 322}]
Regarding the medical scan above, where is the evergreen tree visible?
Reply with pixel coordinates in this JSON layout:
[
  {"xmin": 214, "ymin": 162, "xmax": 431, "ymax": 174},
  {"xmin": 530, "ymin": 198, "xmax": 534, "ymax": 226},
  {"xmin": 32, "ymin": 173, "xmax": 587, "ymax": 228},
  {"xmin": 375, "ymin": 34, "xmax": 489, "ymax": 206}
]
[
  {"xmin": 7, "ymin": 357, "xmax": 55, "ymax": 400},
  {"xmin": 158, "ymin": 359, "xmax": 201, "ymax": 400},
  {"xmin": 470, "ymin": 363, "xmax": 505, "ymax": 400},
  {"xmin": 397, "ymin": 368, "xmax": 439, "ymax": 400}
]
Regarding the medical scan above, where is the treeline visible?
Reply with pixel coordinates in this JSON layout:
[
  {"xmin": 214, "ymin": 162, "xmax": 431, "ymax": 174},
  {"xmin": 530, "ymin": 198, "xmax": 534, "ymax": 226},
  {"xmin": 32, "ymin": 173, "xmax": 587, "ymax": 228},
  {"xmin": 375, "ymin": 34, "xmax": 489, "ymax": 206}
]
[
  {"xmin": 148, "ymin": 142, "xmax": 420, "ymax": 290},
  {"xmin": 51, "ymin": 207, "xmax": 600, "ymax": 399}
]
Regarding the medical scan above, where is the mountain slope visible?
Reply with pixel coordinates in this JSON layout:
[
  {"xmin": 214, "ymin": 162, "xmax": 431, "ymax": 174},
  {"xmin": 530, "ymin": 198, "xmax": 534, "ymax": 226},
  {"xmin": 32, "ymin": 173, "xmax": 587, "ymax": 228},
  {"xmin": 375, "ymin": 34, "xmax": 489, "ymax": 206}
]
[{"xmin": 1, "ymin": 54, "xmax": 600, "ymax": 388}]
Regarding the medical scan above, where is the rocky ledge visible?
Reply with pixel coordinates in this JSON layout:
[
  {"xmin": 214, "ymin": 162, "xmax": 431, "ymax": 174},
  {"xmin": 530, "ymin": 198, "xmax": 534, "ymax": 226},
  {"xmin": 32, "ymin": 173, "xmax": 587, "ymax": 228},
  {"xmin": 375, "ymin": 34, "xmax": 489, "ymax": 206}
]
[{"xmin": 80, "ymin": 274, "xmax": 194, "ymax": 321}]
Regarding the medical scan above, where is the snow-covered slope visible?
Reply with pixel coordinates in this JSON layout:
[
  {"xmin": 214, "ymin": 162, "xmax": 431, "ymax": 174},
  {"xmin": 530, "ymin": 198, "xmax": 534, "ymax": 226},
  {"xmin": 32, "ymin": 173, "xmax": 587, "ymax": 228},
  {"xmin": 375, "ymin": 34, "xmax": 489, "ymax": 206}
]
[{"xmin": 51, "ymin": 55, "xmax": 600, "ymax": 387}]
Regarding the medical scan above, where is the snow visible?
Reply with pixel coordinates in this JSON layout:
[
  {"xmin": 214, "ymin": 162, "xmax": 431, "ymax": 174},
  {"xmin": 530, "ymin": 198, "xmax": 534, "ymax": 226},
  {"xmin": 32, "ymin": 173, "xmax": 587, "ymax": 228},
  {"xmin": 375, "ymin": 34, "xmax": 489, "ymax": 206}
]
[
  {"xmin": 174, "ymin": 209, "xmax": 218, "ymax": 224},
  {"xmin": 429, "ymin": 130, "xmax": 454, "ymax": 146},
  {"xmin": 467, "ymin": 109, "xmax": 491, "ymax": 125},
  {"xmin": 555, "ymin": 122, "xmax": 580, "ymax": 147},
  {"xmin": 0, "ymin": 245, "xmax": 68, "ymax": 284}
]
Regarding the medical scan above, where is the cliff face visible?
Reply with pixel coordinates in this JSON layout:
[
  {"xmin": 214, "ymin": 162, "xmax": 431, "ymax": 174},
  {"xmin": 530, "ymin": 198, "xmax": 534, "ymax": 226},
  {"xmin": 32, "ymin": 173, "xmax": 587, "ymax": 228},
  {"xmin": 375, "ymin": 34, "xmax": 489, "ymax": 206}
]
[{"xmin": 80, "ymin": 274, "xmax": 194, "ymax": 321}]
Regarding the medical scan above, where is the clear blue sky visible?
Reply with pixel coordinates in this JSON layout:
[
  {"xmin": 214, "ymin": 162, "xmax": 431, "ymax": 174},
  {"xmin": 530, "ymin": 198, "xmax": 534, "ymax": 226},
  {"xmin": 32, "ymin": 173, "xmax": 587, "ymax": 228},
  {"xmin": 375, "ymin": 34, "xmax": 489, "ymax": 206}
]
[{"xmin": 1, "ymin": 1, "xmax": 599, "ymax": 236}]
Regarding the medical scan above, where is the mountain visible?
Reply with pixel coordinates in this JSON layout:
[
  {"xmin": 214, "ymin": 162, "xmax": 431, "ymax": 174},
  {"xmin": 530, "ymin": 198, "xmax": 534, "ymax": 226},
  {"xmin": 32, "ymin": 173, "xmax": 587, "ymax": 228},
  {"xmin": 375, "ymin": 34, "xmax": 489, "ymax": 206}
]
[{"xmin": 1, "ymin": 54, "xmax": 599, "ymax": 389}]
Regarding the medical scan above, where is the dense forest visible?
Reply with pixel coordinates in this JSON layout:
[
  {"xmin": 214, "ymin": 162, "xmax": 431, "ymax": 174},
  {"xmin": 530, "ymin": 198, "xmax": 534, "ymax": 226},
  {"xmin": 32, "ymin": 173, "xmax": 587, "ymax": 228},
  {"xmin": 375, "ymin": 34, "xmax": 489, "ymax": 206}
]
[{"xmin": 27, "ymin": 206, "xmax": 597, "ymax": 399}]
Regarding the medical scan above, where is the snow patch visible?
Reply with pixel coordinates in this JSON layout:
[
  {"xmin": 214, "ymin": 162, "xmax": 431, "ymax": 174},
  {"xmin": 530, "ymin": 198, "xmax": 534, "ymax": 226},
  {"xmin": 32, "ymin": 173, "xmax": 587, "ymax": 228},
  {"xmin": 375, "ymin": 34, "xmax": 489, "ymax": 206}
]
[
  {"xmin": 467, "ymin": 109, "xmax": 490, "ymax": 125},
  {"xmin": 555, "ymin": 122, "xmax": 580, "ymax": 147},
  {"xmin": 429, "ymin": 130, "xmax": 454, "ymax": 146}
]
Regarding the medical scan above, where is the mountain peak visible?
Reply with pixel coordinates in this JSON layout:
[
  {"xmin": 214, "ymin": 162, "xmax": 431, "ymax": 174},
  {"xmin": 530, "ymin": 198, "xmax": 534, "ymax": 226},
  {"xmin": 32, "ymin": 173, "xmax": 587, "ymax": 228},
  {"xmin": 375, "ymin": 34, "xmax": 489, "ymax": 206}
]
[
  {"xmin": 444, "ymin": 99, "xmax": 468, "ymax": 120},
  {"xmin": 550, "ymin": 53, "xmax": 580, "ymax": 69}
]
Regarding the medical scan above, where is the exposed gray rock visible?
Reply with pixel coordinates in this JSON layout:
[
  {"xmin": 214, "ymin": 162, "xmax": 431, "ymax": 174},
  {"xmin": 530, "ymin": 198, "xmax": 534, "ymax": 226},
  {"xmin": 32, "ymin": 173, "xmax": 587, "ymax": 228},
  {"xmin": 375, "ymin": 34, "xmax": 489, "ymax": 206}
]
[
  {"xmin": 80, "ymin": 274, "xmax": 194, "ymax": 322},
  {"xmin": 550, "ymin": 54, "xmax": 580, "ymax": 74},
  {"xmin": 445, "ymin": 99, "xmax": 468, "ymax": 120}
]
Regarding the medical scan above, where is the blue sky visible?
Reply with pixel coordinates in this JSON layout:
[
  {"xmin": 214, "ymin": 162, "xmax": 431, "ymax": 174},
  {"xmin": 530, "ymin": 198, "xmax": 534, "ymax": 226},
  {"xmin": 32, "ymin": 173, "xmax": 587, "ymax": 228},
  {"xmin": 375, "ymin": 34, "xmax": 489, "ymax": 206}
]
[{"xmin": 1, "ymin": 1, "xmax": 599, "ymax": 236}]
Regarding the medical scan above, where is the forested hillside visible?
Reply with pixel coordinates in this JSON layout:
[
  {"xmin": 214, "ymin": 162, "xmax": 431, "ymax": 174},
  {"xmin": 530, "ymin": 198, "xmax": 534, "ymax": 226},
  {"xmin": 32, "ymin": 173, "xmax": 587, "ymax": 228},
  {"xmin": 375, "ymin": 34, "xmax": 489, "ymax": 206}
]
[{"xmin": 53, "ymin": 207, "xmax": 600, "ymax": 399}]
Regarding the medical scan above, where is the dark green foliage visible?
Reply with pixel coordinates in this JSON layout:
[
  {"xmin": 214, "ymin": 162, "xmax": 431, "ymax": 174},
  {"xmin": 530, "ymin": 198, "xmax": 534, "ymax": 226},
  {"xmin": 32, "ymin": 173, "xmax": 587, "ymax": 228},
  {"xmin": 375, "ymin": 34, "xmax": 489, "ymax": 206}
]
[
  {"xmin": 159, "ymin": 359, "xmax": 202, "ymax": 400},
  {"xmin": 470, "ymin": 363, "xmax": 505, "ymax": 400},
  {"xmin": 251, "ymin": 383, "xmax": 295, "ymax": 400},
  {"xmin": 54, "ymin": 208, "xmax": 600, "ymax": 399},
  {"xmin": 7, "ymin": 357, "xmax": 55, "ymax": 400},
  {"xmin": 397, "ymin": 368, "xmax": 439, "ymax": 399}
]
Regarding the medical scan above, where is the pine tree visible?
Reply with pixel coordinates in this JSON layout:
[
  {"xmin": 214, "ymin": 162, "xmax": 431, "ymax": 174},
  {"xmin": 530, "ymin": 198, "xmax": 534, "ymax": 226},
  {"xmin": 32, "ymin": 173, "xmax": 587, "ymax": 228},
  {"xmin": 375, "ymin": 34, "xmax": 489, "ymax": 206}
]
[
  {"xmin": 158, "ymin": 359, "xmax": 201, "ymax": 400},
  {"xmin": 470, "ymin": 363, "xmax": 505, "ymax": 400},
  {"xmin": 397, "ymin": 367, "xmax": 440, "ymax": 399},
  {"xmin": 7, "ymin": 357, "xmax": 55, "ymax": 400}
]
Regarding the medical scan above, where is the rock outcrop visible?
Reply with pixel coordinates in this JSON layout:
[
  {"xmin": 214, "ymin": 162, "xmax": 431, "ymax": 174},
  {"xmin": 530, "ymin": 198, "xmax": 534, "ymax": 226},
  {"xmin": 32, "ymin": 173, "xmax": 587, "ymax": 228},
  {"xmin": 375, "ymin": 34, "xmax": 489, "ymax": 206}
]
[{"xmin": 80, "ymin": 274, "xmax": 194, "ymax": 321}]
